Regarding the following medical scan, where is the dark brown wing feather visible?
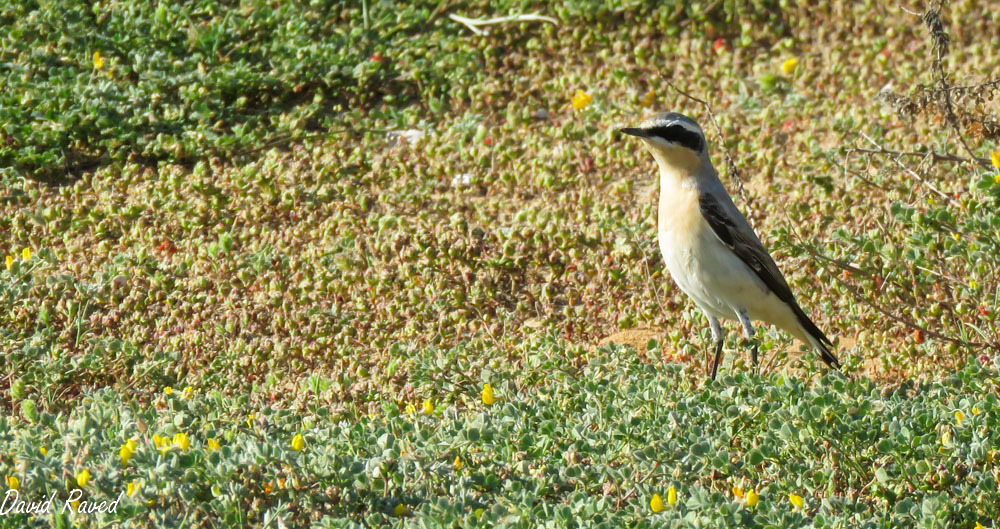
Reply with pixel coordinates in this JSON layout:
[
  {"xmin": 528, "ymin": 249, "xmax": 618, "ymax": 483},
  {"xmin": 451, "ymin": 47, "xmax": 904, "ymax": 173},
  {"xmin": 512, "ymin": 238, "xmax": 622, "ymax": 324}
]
[{"xmin": 698, "ymin": 192, "xmax": 840, "ymax": 369}]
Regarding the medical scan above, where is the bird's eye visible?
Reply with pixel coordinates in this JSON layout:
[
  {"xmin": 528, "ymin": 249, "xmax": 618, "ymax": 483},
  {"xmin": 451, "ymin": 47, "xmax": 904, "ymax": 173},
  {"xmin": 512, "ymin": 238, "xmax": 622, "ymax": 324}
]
[{"xmin": 649, "ymin": 125, "xmax": 703, "ymax": 152}]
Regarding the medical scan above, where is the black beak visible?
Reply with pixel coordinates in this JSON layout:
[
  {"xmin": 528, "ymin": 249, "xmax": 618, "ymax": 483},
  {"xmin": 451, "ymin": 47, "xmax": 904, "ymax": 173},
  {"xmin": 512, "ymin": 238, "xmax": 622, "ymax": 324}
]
[{"xmin": 619, "ymin": 127, "xmax": 649, "ymax": 138}]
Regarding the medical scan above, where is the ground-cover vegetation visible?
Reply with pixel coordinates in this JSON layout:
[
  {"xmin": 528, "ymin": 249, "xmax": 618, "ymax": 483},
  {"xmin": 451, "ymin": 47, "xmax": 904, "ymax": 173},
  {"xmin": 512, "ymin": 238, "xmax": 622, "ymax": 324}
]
[{"xmin": 2, "ymin": 0, "xmax": 999, "ymax": 526}]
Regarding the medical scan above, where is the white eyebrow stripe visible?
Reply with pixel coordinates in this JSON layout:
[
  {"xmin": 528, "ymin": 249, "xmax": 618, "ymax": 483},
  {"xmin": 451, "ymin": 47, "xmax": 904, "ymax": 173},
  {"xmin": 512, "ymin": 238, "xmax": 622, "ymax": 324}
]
[{"xmin": 644, "ymin": 119, "xmax": 703, "ymax": 136}]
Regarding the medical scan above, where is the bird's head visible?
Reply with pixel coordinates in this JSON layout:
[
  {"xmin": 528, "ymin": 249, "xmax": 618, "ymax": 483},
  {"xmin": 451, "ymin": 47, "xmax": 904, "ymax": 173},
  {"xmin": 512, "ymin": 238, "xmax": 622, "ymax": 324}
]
[{"xmin": 620, "ymin": 112, "xmax": 707, "ymax": 173}]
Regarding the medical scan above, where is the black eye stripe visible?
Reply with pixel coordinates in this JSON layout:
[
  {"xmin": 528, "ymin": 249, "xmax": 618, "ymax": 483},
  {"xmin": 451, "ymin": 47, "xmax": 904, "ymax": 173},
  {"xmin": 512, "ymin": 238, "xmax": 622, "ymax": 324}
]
[{"xmin": 648, "ymin": 125, "xmax": 703, "ymax": 152}]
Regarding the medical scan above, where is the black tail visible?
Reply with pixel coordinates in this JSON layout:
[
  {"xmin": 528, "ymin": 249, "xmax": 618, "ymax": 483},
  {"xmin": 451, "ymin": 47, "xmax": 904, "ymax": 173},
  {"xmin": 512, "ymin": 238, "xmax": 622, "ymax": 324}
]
[{"xmin": 793, "ymin": 305, "xmax": 841, "ymax": 370}]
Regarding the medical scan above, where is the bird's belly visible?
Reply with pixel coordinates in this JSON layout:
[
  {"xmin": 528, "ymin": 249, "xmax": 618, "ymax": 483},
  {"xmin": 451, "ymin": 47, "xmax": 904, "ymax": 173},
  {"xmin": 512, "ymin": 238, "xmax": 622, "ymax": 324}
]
[{"xmin": 658, "ymin": 224, "xmax": 769, "ymax": 320}]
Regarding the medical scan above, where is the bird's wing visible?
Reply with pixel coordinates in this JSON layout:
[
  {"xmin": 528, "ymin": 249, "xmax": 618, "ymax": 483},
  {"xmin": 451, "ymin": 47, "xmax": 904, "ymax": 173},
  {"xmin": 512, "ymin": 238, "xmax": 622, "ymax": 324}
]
[{"xmin": 697, "ymin": 191, "xmax": 836, "ymax": 356}]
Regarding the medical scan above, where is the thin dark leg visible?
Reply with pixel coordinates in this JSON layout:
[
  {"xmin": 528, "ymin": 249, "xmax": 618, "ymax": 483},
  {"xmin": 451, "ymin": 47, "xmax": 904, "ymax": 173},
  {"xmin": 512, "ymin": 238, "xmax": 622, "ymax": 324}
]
[
  {"xmin": 710, "ymin": 338, "xmax": 724, "ymax": 380},
  {"xmin": 707, "ymin": 315, "xmax": 724, "ymax": 380},
  {"xmin": 737, "ymin": 309, "xmax": 757, "ymax": 375}
]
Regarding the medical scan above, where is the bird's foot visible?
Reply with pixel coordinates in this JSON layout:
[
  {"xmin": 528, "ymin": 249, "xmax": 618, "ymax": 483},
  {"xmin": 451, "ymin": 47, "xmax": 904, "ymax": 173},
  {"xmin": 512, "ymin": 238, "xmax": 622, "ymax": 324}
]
[{"xmin": 740, "ymin": 337, "xmax": 760, "ymax": 376}]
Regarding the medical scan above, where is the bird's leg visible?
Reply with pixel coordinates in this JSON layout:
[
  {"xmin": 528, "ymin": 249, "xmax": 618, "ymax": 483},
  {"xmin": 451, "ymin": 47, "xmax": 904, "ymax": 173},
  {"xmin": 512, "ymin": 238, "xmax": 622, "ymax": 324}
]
[
  {"xmin": 737, "ymin": 309, "xmax": 758, "ymax": 374},
  {"xmin": 708, "ymin": 315, "xmax": 724, "ymax": 380}
]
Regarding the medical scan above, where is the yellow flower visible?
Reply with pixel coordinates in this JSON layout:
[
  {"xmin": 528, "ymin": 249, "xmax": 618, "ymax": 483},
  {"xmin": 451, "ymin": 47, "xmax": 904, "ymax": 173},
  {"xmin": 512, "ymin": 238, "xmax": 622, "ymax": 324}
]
[
  {"xmin": 650, "ymin": 493, "xmax": 665, "ymax": 513},
  {"xmin": 70, "ymin": 500, "xmax": 80, "ymax": 512},
  {"xmin": 278, "ymin": 477, "xmax": 286, "ymax": 489},
  {"xmin": 956, "ymin": 410, "xmax": 965, "ymax": 424},
  {"xmin": 570, "ymin": 90, "xmax": 592, "ymax": 111},
  {"xmin": 453, "ymin": 456, "xmax": 463, "ymax": 470},
  {"xmin": 119, "ymin": 444, "xmax": 134, "ymax": 465},
  {"xmin": 994, "ymin": 173, "xmax": 1000, "ymax": 186},
  {"xmin": 394, "ymin": 503, "xmax": 406, "ymax": 516},
  {"xmin": 207, "ymin": 438, "xmax": 221, "ymax": 451},
  {"xmin": 291, "ymin": 433, "xmax": 305, "ymax": 451},
  {"xmin": 5, "ymin": 255, "xmax": 12, "ymax": 270},
  {"xmin": 405, "ymin": 403, "xmax": 417, "ymax": 415},
  {"xmin": 992, "ymin": 151, "xmax": 1000, "ymax": 170},
  {"xmin": 6, "ymin": 476, "xmax": 19, "ymax": 490},
  {"xmin": 639, "ymin": 89, "xmax": 655, "ymax": 108},
  {"xmin": 667, "ymin": 486, "xmax": 677, "ymax": 506},
  {"xmin": 126, "ymin": 438, "xmax": 138, "ymax": 452},
  {"xmin": 182, "ymin": 386, "xmax": 193, "ymax": 399},
  {"xmin": 39, "ymin": 447, "xmax": 47, "ymax": 456},
  {"xmin": 21, "ymin": 248, "xmax": 30, "ymax": 261},
  {"xmin": 164, "ymin": 386, "xmax": 173, "ymax": 395},
  {"xmin": 972, "ymin": 406, "xmax": 980, "ymax": 416},
  {"xmin": 422, "ymin": 399, "xmax": 434, "ymax": 414},
  {"xmin": 246, "ymin": 413, "xmax": 255, "ymax": 427},
  {"xmin": 93, "ymin": 51, "xmax": 104, "ymax": 70},
  {"xmin": 127, "ymin": 481, "xmax": 139, "ymax": 497},
  {"xmin": 173, "ymin": 432, "xmax": 190, "ymax": 450},
  {"xmin": 975, "ymin": 523, "xmax": 985, "ymax": 529},
  {"xmin": 152, "ymin": 434, "xmax": 166, "ymax": 447},
  {"xmin": 970, "ymin": 280, "xmax": 979, "ymax": 289},
  {"xmin": 746, "ymin": 489, "xmax": 759, "ymax": 507},
  {"xmin": 732, "ymin": 486, "xmax": 744, "ymax": 499},
  {"xmin": 789, "ymin": 493, "xmax": 804, "ymax": 509},
  {"xmin": 481, "ymin": 383, "xmax": 496, "ymax": 405},
  {"xmin": 474, "ymin": 508, "xmax": 484, "ymax": 518},
  {"xmin": 781, "ymin": 57, "xmax": 798, "ymax": 74},
  {"xmin": 76, "ymin": 468, "xmax": 91, "ymax": 488}
]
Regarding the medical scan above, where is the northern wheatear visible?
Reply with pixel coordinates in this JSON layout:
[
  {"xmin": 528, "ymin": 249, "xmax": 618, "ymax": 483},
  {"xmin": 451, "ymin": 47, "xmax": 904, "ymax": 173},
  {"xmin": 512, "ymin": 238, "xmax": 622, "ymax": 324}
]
[{"xmin": 620, "ymin": 112, "xmax": 840, "ymax": 379}]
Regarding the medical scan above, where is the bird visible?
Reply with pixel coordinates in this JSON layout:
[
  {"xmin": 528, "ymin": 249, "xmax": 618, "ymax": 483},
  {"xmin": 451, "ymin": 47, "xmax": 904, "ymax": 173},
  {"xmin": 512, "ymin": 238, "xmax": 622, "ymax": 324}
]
[{"xmin": 619, "ymin": 112, "xmax": 840, "ymax": 379}]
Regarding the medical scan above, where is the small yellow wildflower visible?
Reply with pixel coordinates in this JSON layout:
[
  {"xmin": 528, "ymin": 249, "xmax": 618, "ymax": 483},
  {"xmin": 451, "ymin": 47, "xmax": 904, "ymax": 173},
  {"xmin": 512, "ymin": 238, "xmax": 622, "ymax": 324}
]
[
  {"xmin": 782, "ymin": 57, "xmax": 798, "ymax": 74},
  {"xmin": 639, "ymin": 89, "xmax": 655, "ymax": 108},
  {"xmin": 207, "ymin": 438, "xmax": 221, "ymax": 451},
  {"xmin": 119, "ymin": 444, "xmax": 134, "ymax": 465},
  {"xmin": 6, "ymin": 476, "xmax": 19, "ymax": 490},
  {"xmin": 746, "ymin": 489, "xmax": 759, "ymax": 507},
  {"xmin": 291, "ymin": 433, "xmax": 305, "ymax": 451},
  {"xmin": 4, "ymin": 256, "xmax": 12, "ymax": 270},
  {"xmin": 405, "ymin": 403, "xmax": 417, "ymax": 416},
  {"xmin": 970, "ymin": 280, "xmax": 979, "ymax": 290},
  {"xmin": 789, "ymin": 493, "xmax": 804, "ymax": 509},
  {"xmin": 453, "ymin": 456, "xmax": 463, "ymax": 470},
  {"xmin": 422, "ymin": 399, "xmax": 434, "ymax": 414},
  {"xmin": 650, "ymin": 493, "xmax": 665, "ymax": 513},
  {"xmin": 164, "ymin": 386, "xmax": 173, "ymax": 395},
  {"xmin": 278, "ymin": 477, "xmax": 286, "ymax": 489},
  {"xmin": 994, "ymin": 173, "xmax": 1000, "ymax": 186},
  {"xmin": 93, "ymin": 51, "xmax": 104, "ymax": 70},
  {"xmin": 474, "ymin": 508, "xmax": 485, "ymax": 518},
  {"xmin": 126, "ymin": 438, "xmax": 138, "ymax": 452},
  {"xmin": 76, "ymin": 468, "xmax": 91, "ymax": 488},
  {"xmin": 732, "ymin": 486, "xmax": 744, "ymax": 499},
  {"xmin": 481, "ymin": 383, "xmax": 496, "ymax": 405},
  {"xmin": 394, "ymin": 503, "xmax": 406, "ymax": 516},
  {"xmin": 183, "ymin": 386, "xmax": 193, "ymax": 399},
  {"xmin": 992, "ymin": 151, "xmax": 1000, "ymax": 170},
  {"xmin": 972, "ymin": 406, "xmax": 980, "ymax": 416},
  {"xmin": 667, "ymin": 486, "xmax": 677, "ymax": 506},
  {"xmin": 39, "ymin": 447, "xmax": 47, "ymax": 456},
  {"xmin": 21, "ymin": 248, "xmax": 30, "ymax": 261},
  {"xmin": 570, "ymin": 90, "xmax": 592, "ymax": 111},
  {"xmin": 975, "ymin": 522, "xmax": 985, "ymax": 529},
  {"xmin": 127, "ymin": 482, "xmax": 139, "ymax": 497},
  {"xmin": 956, "ymin": 410, "xmax": 965, "ymax": 424},
  {"xmin": 246, "ymin": 413, "xmax": 255, "ymax": 427},
  {"xmin": 70, "ymin": 500, "xmax": 80, "ymax": 512},
  {"xmin": 173, "ymin": 432, "xmax": 190, "ymax": 450}
]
